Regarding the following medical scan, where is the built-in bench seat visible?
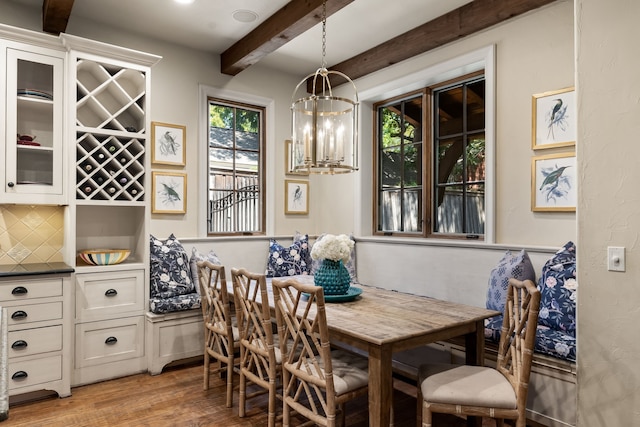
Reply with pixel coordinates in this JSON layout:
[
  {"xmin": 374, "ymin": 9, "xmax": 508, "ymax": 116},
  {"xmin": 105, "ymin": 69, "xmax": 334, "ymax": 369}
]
[{"xmin": 146, "ymin": 235, "xmax": 577, "ymax": 426}]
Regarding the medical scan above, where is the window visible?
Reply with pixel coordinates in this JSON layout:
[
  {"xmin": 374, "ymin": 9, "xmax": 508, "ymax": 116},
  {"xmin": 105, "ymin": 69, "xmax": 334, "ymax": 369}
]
[
  {"xmin": 206, "ymin": 97, "xmax": 265, "ymax": 235},
  {"xmin": 375, "ymin": 73, "xmax": 485, "ymax": 238}
]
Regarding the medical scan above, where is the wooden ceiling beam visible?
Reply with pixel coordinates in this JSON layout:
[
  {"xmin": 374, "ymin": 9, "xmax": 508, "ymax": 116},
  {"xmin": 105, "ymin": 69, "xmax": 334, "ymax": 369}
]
[
  {"xmin": 324, "ymin": 0, "xmax": 557, "ymax": 88},
  {"xmin": 42, "ymin": 0, "xmax": 75, "ymax": 35},
  {"xmin": 221, "ymin": 0, "xmax": 354, "ymax": 76}
]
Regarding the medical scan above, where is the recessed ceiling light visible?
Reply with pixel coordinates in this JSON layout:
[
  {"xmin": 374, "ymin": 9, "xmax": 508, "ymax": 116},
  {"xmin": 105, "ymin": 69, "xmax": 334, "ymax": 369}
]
[
  {"xmin": 174, "ymin": 0, "xmax": 195, "ymax": 4},
  {"xmin": 232, "ymin": 9, "xmax": 259, "ymax": 23}
]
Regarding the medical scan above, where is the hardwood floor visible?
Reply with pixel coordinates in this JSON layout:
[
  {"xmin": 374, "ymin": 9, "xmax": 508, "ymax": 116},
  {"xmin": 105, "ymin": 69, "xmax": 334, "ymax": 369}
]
[{"xmin": 4, "ymin": 360, "xmax": 491, "ymax": 426}]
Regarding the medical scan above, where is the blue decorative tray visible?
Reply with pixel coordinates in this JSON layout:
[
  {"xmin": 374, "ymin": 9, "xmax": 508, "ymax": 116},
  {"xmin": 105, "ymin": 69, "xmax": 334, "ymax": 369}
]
[{"xmin": 323, "ymin": 286, "xmax": 363, "ymax": 303}]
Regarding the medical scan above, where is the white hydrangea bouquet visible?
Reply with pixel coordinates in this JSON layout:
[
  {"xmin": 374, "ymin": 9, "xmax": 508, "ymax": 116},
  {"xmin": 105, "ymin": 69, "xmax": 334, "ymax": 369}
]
[{"xmin": 310, "ymin": 233, "xmax": 354, "ymax": 263}]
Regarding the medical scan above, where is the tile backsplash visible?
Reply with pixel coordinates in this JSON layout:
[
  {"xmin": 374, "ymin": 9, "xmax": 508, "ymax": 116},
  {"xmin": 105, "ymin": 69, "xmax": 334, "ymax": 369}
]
[{"xmin": 0, "ymin": 205, "xmax": 65, "ymax": 265}]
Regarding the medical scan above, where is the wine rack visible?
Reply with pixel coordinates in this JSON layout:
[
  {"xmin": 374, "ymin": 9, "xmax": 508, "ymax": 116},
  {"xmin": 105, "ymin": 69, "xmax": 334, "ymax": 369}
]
[
  {"xmin": 76, "ymin": 132, "xmax": 145, "ymax": 201},
  {"xmin": 74, "ymin": 58, "xmax": 147, "ymax": 202}
]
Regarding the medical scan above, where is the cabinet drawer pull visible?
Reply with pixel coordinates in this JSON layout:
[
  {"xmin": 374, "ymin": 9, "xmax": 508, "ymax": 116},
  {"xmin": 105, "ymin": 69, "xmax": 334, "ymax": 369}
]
[
  {"xmin": 11, "ymin": 371, "xmax": 28, "ymax": 380},
  {"xmin": 11, "ymin": 286, "xmax": 28, "ymax": 295},
  {"xmin": 105, "ymin": 289, "xmax": 118, "ymax": 297},
  {"xmin": 11, "ymin": 310, "xmax": 28, "ymax": 320},
  {"xmin": 105, "ymin": 336, "xmax": 118, "ymax": 345},
  {"xmin": 11, "ymin": 340, "xmax": 28, "ymax": 350}
]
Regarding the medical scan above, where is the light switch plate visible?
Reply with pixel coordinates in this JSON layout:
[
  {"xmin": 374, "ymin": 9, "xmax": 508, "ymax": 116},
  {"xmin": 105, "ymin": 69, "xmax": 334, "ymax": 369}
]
[{"xmin": 607, "ymin": 246, "xmax": 625, "ymax": 272}]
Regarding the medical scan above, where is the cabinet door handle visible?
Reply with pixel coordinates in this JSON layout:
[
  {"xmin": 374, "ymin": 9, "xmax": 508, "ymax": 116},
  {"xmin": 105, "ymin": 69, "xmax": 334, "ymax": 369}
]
[
  {"xmin": 7, "ymin": 182, "xmax": 15, "ymax": 188},
  {"xmin": 11, "ymin": 286, "xmax": 28, "ymax": 295},
  {"xmin": 105, "ymin": 289, "xmax": 118, "ymax": 297},
  {"xmin": 105, "ymin": 336, "xmax": 118, "ymax": 345},
  {"xmin": 11, "ymin": 310, "xmax": 28, "ymax": 320},
  {"xmin": 11, "ymin": 340, "xmax": 28, "ymax": 350},
  {"xmin": 11, "ymin": 371, "xmax": 28, "ymax": 380}
]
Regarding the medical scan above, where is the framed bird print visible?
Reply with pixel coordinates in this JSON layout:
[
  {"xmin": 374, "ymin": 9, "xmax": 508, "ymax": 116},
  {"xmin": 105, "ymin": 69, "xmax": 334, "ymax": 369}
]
[
  {"xmin": 151, "ymin": 122, "xmax": 186, "ymax": 166},
  {"xmin": 285, "ymin": 179, "xmax": 309, "ymax": 214},
  {"xmin": 152, "ymin": 171, "xmax": 187, "ymax": 214},
  {"xmin": 532, "ymin": 87, "xmax": 576, "ymax": 150},
  {"xmin": 532, "ymin": 152, "xmax": 576, "ymax": 212}
]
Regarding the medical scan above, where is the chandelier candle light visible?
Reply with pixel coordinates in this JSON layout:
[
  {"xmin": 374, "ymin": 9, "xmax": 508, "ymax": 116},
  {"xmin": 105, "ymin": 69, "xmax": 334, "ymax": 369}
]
[{"xmin": 290, "ymin": 0, "xmax": 359, "ymax": 174}]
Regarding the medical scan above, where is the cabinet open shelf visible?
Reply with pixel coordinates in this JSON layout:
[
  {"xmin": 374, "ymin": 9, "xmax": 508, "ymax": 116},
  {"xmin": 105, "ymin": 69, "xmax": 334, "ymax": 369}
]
[{"xmin": 76, "ymin": 59, "xmax": 146, "ymax": 133}]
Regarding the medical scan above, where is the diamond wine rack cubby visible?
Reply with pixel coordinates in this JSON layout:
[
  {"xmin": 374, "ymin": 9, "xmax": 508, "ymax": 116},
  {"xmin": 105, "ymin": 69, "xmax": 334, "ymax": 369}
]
[
  {"xmin": 74, "ymin": 58, "xmax": 148, "ymax": 202},
  {"xmin": 76, "ymin": 133, "xmax": 145, "ymax": 201}
]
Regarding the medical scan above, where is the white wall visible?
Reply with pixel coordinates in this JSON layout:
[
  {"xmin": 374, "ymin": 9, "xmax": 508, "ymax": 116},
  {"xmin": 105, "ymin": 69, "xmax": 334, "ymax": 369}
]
[
  {"xmin": 0, "ymin": 0, "xmax": 576, "ymax": 246},
  {"xmin": 576, "ymin": 0, "xmax": 640, "ymax": 425}
]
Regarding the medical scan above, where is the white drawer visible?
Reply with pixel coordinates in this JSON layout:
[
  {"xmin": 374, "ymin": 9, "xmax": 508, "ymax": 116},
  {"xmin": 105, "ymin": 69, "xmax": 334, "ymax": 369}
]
[
  {"xmin": 76, "ymin": 269, "xmax": 145, "ymax": 320},
  {"xmin": 7, "ymin": 302, "xmax": 63, "ymax": 327},
  {"xmin": 8, "ymin": 325, "xmax": 63, "ymax": 359},
  {"xmin": 75, "ymin": 316, "xmax": 144, "ymax": 368},
  {"xmin": 9, "ymin": 355, "xmax": 63, "ymax": 392},
  {"xmin": 0, "ymin": 277, "xmax": 63, "ymax": 301}
]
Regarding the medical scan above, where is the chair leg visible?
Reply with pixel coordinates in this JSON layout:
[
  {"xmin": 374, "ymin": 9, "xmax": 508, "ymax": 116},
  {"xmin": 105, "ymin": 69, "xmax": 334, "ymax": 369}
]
[
  {"xmin": 203, "ymin": 352, "xmax": 210, "ymax": 391},
  {"xmin": 416, "ymin": 385, "xmax": 423, "ymax": 427},
  {"xmin": 421, "ymin": 401, "xmax": 433, "ymax": 427},
  {"xmin": 283, "ymin": 400, "xmax": 290, "ymax": 427},
  {"xmin": 238, "ymin": 371, "xmax": 246, "ymax": 416},
  {"xmin": 225, "ymin": 358, "xmax": 234, "ymax": 408},
  {"xmin": 268, "ymin": 381, "xmax": 276, "ymax": 427}
]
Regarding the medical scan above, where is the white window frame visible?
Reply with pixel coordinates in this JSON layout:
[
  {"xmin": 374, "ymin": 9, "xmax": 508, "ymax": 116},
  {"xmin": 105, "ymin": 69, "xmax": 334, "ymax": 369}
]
[{"xmin": 198, "ymin": 84, "xmax": 276, "ymax": 237}]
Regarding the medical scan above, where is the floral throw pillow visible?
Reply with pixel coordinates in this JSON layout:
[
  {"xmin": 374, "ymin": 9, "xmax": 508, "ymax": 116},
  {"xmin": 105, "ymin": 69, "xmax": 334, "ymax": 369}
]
[
  {"xmin": 189, "ymin": 247, "xmax": 223, "ymax": 295},
  {"xmin": 150, "ymin": 234, "xmax": 195, "ymax": 298},
  {"xmin": 537, "ymin": 241, "xmax": 577, "ymax": 333},
  {"xmin": 486, "ymin": 249, "xmax": 536, "ymax": 312},
  {"xmin": 265, "ymin": 234, "xmax": 311, "ymax": 277}
]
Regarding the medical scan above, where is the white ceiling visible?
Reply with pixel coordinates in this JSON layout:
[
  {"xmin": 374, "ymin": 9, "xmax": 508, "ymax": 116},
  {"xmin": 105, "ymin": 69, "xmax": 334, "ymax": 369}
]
[{"xmin": 15, "ymin": 0, "xmax": 471, "ymax": 76}]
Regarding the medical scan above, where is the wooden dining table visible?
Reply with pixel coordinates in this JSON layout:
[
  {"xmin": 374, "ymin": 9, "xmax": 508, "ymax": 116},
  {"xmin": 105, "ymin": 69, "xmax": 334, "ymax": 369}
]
[{"xmin": 267, "ymin": 276, "xmax": 500, "ymax": 427}]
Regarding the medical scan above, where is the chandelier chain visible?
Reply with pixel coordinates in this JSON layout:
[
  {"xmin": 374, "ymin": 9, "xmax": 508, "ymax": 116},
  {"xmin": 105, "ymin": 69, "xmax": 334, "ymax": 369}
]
[{"xmin": 321, "ymin": 0, "xmax": 327, "ymax": 69}]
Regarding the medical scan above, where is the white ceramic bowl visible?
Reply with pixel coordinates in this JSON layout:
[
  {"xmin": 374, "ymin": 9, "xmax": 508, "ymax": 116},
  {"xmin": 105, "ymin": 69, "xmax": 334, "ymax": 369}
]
[{"xmin": 79, "ymin": 249, "xmax": 131, "ymax": 266}]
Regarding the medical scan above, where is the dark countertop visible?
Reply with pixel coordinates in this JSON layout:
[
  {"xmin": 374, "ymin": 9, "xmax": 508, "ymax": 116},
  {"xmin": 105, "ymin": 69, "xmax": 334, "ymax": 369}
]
[{"xmin": 0, "ymin": 262, "xmax": 74, "ymax": 278}]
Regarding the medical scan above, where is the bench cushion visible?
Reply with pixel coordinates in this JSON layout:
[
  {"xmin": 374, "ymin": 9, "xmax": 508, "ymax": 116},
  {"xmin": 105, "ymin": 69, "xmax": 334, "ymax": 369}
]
[
  {"xmin": 149, "ymin": 292, "xmax": 201, "ymax": 314},
  {"xmin": 485, "ymin": 316, "xmax": 576, "ymax": 362}
]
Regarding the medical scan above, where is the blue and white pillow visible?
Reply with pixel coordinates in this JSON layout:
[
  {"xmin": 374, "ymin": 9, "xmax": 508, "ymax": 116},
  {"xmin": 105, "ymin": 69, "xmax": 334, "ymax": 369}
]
[
  {"xmin": 150, "ymin": 234, "xmax": 195, "ymax": 298},
  {"xmin": 537, "ymin": 241, "xmax": 577, "ymax": 333},
  {"xmin": 189, "ymin": 247, "xmax": 223, "ymax": 295},
  {"xmin": 486, "ymin": 249, "xmax": 536, "ymax": 312},
  {"xmin": 265, "ymin": 234, "xmax": 312, "ymax": 277}
]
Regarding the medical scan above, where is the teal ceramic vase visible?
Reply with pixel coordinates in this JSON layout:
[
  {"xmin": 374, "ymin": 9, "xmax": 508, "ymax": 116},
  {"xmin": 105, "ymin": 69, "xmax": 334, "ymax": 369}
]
[{"xmin": 314, "ymin": 259, "xmax": 351, "ymax": 295}]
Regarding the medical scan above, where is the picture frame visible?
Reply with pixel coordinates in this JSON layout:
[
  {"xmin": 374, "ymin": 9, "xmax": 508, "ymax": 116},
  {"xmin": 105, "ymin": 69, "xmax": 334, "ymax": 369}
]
[
  {"xmin": 151, "ymin": 122, "xmax": 186, "ymax": 166},
  {"xmin": 152, "ymin": 171, "xmax": 187, "ymax": 214},
  {"xmin": 285, "ymin": 139, "xmax": 309, "ymax": 176},
  {"xmin": 284, "ymin": 179, "xmax": 309, "ymax": 215},
  {"xmin": 531, "ymin": 152, "xmax": 576, "ymax": 212},
  {"xmin": 532, "ymin": 87, "xmax": 576, "ymax": 150}
]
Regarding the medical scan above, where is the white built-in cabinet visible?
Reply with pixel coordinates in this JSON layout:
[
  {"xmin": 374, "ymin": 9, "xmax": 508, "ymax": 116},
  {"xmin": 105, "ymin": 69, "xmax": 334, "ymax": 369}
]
[
  {"xmin": 0, "ymin": 273, "xmax": 72, "ymax": 399},
  {"xmin": 0, "ymin": 29, "xmax": 66, "ymax": 204},
  {"xmin": 61, "ymin": 34, "xmax": 161, "ymax": 386},
  {"xmin": 0, "ymin": 23, "xmax": 162, "ymax": 397}
]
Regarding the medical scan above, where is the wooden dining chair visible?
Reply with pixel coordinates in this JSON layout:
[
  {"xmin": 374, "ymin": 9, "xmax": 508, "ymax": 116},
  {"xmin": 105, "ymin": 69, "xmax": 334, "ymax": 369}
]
[
  {"xmin": 417, "ymin": 278, "xmax": 541, "ymax": 427},
  {"xmin": 197, "ymin": 260, "xmax": 239, "ymax": 408},
  {"xmin": 272, "ymin": 277, "xmax": 369, "ymax": 427},
  {"xmin": 231, "ymin": 268, "xmax": 281, "ymax": 427}
]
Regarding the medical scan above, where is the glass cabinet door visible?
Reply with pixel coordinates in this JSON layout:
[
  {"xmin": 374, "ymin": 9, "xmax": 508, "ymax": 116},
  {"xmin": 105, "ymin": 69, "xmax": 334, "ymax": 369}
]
[{"xmin": 5, "ymin": 48, "xmax": 64, "ymax": 201}]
